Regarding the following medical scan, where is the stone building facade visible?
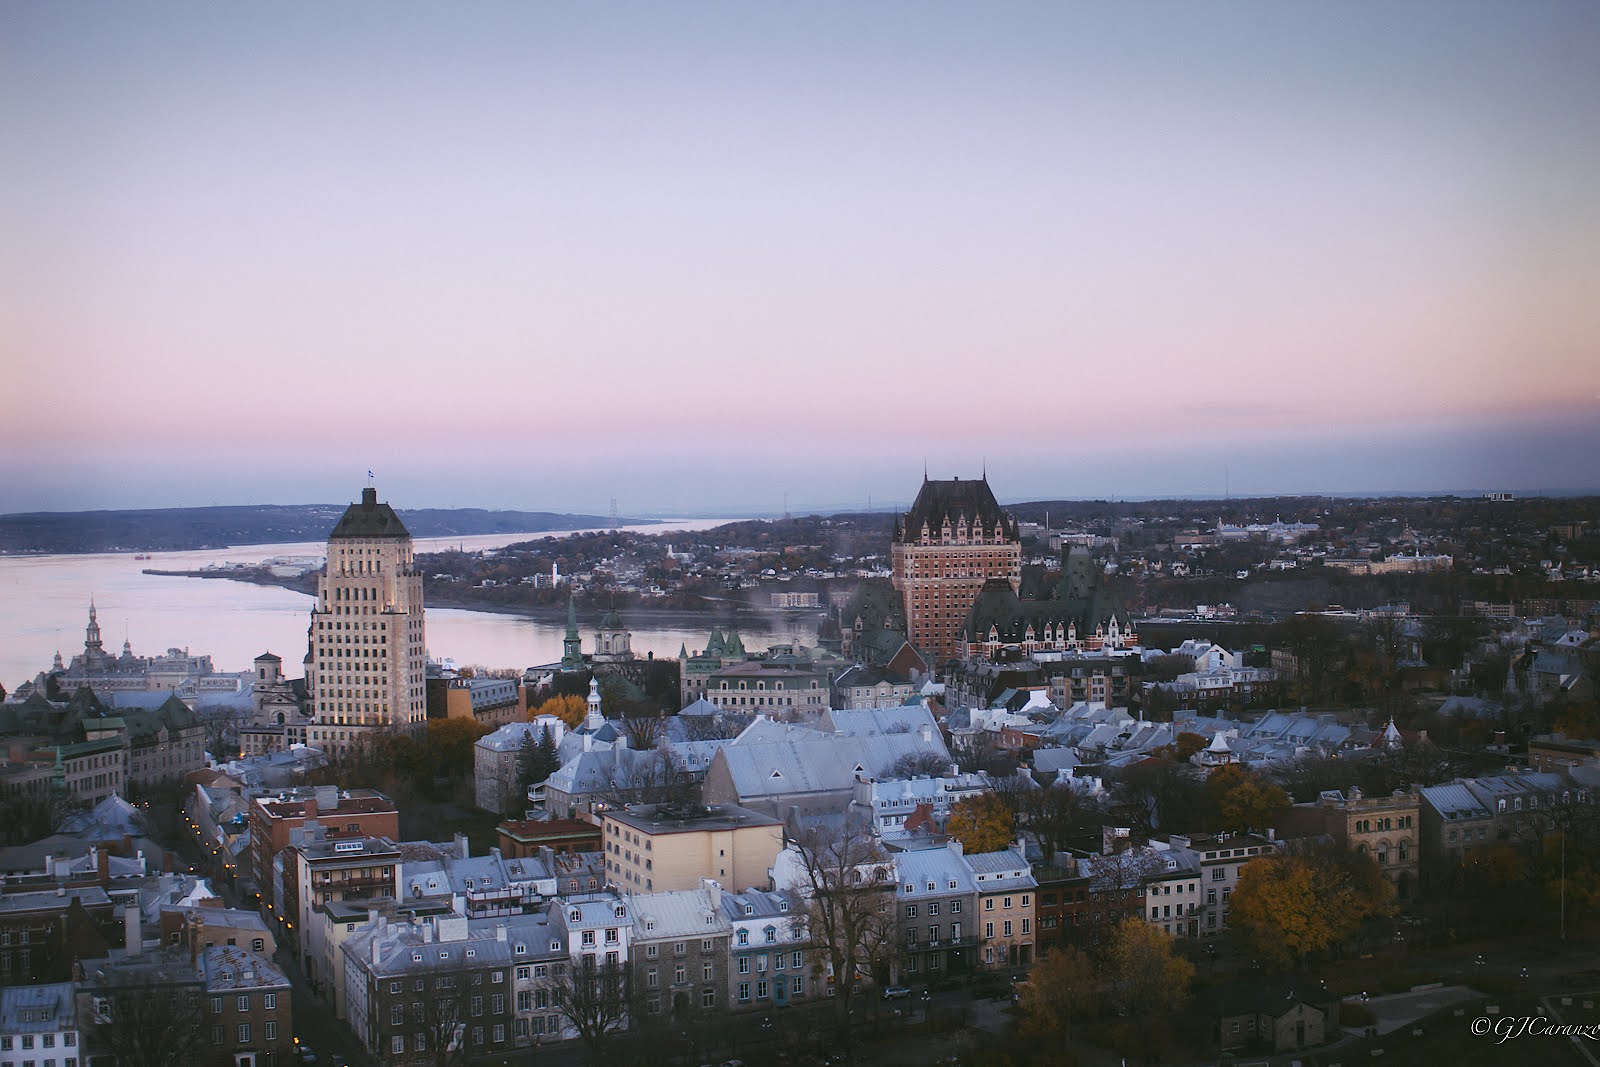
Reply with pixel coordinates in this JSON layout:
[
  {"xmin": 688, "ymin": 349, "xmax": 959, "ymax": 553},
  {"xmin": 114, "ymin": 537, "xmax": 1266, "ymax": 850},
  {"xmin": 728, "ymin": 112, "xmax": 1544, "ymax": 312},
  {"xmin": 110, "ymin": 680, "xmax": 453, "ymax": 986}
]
[{"xmin": 308, "ymin": 486, "xmax": 427, "ymax": 757}]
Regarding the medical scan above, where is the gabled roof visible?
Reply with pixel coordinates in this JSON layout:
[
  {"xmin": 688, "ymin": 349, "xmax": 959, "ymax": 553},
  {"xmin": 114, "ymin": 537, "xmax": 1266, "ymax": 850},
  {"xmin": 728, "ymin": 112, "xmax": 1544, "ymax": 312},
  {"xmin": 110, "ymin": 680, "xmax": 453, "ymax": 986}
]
[
  {"xmin": 964, "ymin": 847, "xmax": 1036, "ymax": 891},
  {"xmin": 713, "ymin": 724, "xmax": 948, "ymax": 801},
  {"xmin": 631, "ymin": 886, "xmax": 728, "ymax": 939},
  {"xmin": 1421, "ymin": 782, "xmax": 1492, "ymax": 820}
]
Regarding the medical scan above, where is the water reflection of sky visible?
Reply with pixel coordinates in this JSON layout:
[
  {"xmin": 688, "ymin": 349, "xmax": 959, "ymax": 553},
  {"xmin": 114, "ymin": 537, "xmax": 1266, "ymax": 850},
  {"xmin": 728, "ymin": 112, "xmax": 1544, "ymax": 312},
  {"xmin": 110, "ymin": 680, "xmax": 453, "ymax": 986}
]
[{"xmin": 0, "ymin": 519, "xmax": 816, "ymax": 690}]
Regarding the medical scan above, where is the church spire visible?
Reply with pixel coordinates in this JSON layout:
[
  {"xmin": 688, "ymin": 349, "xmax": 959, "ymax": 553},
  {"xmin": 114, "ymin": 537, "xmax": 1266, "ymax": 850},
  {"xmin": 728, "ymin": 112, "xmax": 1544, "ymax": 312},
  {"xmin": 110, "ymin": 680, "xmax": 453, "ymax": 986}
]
[
  {"xmin": 85, "ymin": 599, "xmax": 103, "ymax": 654},
  {"xmin": 561, "ymin": 596, "xmax": 585, "ymax": 671}
]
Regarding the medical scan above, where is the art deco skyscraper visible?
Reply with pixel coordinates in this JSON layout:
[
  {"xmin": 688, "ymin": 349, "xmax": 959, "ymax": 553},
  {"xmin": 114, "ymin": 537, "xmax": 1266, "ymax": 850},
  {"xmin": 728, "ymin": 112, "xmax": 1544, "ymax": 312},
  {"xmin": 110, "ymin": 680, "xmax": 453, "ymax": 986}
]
[{"xmin": 308, "ymin": 486, "xmax": 426, "ymax": 756}]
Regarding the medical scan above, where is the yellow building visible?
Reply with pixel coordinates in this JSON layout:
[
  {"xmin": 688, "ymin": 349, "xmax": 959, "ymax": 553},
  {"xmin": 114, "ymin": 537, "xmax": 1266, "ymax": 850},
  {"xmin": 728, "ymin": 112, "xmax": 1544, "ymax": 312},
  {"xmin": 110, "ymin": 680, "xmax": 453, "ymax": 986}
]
[
  {"xmin": 601, "ymin": 803, "xmax": 783, "ymax": 894},
  {"xmin": 968, "ymin": 847, "xmax": 1037, "ymax": 970}
]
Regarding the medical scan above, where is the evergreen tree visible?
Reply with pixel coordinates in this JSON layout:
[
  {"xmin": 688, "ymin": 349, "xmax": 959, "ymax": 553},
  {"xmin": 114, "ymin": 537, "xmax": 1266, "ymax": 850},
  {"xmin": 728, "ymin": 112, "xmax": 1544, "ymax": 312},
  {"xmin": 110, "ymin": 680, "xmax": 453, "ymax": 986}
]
[{"xmin": 520, "ymin": 724, "xmax": 561, "ymax": 794}]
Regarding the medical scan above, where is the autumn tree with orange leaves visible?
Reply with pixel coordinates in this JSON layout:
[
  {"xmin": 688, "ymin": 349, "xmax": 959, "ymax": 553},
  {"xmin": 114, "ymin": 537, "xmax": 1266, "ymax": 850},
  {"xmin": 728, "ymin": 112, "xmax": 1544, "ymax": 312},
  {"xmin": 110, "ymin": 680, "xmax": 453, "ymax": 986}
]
[
  {"xmin": 1205, "ymin": 763, "xmax": 1290, "ymax": 834},
  {"xmin": 531, "ymin": 692, "xmax": 587, "ymax": 728},
  {"xmin": 947, "ymin": 791, "xmax": 1018, "ymax": 854},
  {"xmin": 1230, "ymin": 842, "xmax": 1393, "ymax": 969}
]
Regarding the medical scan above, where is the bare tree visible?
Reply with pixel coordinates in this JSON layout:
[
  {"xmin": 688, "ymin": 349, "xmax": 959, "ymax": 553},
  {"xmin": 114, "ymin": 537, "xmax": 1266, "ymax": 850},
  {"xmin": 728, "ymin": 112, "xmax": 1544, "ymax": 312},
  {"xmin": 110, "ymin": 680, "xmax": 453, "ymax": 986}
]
[
  {"xmin": 408, "ymin": 962, "xmax": 477, "ymax": 1067},
  {"xmin": 675, "ymin": 711, "xmax": 751, "ymax": 742},
  {"xmin": 788, "ymin": 819, "xmax": 897, "ymax": 1040},
  {"xmin": 1021, "ymin": 785, "xmax": 1103, "ymax": 863},
  {"xmin": 84, "ymin": 982, "xmax": 205, "ymax": 1067},
  {"xmin": 889, "ymin": 750, "xmax": 952, "ymax": 779},
  {"xmin": 198, "ymin": 706, "xmax": 252, "ymax": 761},
  {"xmin": 618, "ymin": 702, "xmax": 667, "ymax": 751},
  {"xmin": 952, "ymin": 729, "xmax": 1008, "ymax": 774},
  {"xmin": 591, "ymin": 746, "xmax": 698, "ymax": 810},
  {"xmin": 555, "ymin": 956, "xmax": 632, "ymax": 1063}
]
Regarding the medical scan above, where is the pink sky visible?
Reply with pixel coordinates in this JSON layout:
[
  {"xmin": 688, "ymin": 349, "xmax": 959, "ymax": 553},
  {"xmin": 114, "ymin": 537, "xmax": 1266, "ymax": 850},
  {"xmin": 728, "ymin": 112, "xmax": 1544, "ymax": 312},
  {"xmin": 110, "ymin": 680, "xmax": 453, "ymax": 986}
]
[{"xmin": 2, "ymin": 2, "xmax": 1596, "ymax": 514}]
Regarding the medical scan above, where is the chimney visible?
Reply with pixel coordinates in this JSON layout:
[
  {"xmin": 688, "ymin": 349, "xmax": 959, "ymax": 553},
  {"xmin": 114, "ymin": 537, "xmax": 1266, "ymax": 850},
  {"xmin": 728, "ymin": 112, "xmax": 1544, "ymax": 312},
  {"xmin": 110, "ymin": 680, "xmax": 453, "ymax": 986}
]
[
  {"xmin": 124, "ymin": 904, "xmax": 142, "ymax": 956},
  {"xmin": 702, "ymin": 878, "xmax": 722, "ymax": 909},
  {"xmin": 189, "ymin": 912, "xmax": 205, "ymax": 966},
  {"xmin": 303, "ymin": 797, "xmax": 318, "ymax": 819},
  {"xmin": 921, "ymin": 724, "xmax": 932, "ymax": 743},
  {"xmin": 454, "ymin": 832, "xmax": 469, "ymax": 859},
  {"xmin": 1266, "ymin": 828, "xmax": 1276, "ymax": 842},
  {"xmin": 372, "ymin": 937, "xmax": 383, "ymax": 965},
  {"xmin": 948, "ymin": 838, "xmax": 963, "ymax": 857},
  {"xmin": 496, "ymin": 924, "xmax": 508, "ymax": 942}
]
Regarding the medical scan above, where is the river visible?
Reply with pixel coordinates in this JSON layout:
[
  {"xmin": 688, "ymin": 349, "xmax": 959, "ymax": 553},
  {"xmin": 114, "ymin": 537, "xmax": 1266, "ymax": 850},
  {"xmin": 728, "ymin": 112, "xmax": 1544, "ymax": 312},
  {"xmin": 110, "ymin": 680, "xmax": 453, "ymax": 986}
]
[{"xmin": 0, "ymin": 519, "xmax": 821, "ymax": 691}]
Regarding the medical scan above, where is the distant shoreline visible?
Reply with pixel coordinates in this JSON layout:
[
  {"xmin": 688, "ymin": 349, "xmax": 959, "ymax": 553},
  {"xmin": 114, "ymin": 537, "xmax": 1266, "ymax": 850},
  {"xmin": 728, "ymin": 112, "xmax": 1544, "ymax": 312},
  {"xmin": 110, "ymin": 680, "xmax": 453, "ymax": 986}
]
[
  {"xmin": 141, "ymin": 567, "xmax": 826, "ymax": 630},
  {"xmin": 0, "ymin": 504, "xmax": 652, "ymax": 556}
]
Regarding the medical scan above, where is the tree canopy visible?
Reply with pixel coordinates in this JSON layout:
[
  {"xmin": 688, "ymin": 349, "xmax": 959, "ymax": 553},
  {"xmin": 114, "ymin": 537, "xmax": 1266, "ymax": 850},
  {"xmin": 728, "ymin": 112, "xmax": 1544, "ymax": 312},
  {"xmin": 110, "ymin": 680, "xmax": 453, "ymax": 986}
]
[
  {"xmin": 1229, "ymin": 843, "xmax": 1394, "ymax": 969},
  {"xmin": 1101, "ymin": 916, "xmax": 1193, "ymax": 1017},
  {"xmin": 533, "ymin": 693, "xmax": 587, "ymax": 728},
  {"xmin": 1019, "ymin": 946, "xmax": 1095, "ymax": 1050},
  {"xmin": 947, "ymin": 791, "xmax": 1018, "ymax": 854},
  {"xmin": 1205, "ymin": 763, "xmax": 1289, "ymax": 833}
]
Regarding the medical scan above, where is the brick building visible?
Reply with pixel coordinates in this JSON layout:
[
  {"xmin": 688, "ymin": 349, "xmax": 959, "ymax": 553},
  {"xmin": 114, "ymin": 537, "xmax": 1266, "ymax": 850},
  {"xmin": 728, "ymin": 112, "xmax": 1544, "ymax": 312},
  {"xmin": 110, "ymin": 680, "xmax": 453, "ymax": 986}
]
[
  {"xmin": 891, "ymin": 476, "xmax": 1021, "ymax": 663},
  {"xmin": 247, "ymin": 786, "xmax": 397, "ymax": 910}
]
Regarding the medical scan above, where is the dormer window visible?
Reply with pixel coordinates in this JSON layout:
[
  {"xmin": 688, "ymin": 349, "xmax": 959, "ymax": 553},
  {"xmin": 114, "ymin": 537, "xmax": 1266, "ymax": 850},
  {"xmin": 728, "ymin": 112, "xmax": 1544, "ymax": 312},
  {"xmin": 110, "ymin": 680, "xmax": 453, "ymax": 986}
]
[
  {"xmin": 779, "ymin": 901, "xmax": 788, "ymax": 913},
  {"xmin": 743, "ymin": 904, "xmax": 753, "ymax": 916},
  {"xmin": 570, "ymin": 908, "xmax": 582, "ymax": 922}
]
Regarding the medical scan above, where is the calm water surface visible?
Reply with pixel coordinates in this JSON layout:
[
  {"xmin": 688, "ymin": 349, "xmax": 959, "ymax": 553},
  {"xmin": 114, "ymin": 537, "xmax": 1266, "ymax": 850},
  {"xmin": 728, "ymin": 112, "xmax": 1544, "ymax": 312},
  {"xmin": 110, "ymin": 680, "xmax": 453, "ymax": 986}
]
[{"xmin": 0, "ymin": 520, "xmax": 819, "ymax": 690}]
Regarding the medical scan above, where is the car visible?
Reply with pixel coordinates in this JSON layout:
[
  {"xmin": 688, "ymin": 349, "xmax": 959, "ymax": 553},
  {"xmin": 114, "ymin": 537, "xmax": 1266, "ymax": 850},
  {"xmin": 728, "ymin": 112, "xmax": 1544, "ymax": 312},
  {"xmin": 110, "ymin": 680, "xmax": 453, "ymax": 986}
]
[{"xmin": 882, "ymin": 985, "xmax": 912, "ymax": 1000}]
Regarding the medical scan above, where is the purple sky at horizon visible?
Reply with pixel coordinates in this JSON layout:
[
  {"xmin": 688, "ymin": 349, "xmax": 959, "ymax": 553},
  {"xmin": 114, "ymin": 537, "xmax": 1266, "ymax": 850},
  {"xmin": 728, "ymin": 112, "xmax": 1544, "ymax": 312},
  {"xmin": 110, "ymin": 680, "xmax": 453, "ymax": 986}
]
[{"xmin": 3, "ymin": 1, "xmax": 1597, "ymax": 517}]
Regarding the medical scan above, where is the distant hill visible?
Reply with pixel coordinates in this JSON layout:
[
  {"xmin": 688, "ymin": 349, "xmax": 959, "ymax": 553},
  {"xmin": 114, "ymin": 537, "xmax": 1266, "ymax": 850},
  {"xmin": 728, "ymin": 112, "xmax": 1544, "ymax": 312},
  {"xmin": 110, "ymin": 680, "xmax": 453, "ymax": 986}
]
[{"xmin": 0, "ymin": 505, "xmax": 638, "ymax": 554}]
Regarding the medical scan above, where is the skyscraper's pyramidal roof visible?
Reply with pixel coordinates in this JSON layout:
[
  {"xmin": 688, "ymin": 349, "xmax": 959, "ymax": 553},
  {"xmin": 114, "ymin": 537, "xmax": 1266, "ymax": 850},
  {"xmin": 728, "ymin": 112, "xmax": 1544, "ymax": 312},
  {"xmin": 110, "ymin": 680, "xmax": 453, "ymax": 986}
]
[{"xmin": 329, "ymin": 487, "xmax": 411, "ymax": 539}]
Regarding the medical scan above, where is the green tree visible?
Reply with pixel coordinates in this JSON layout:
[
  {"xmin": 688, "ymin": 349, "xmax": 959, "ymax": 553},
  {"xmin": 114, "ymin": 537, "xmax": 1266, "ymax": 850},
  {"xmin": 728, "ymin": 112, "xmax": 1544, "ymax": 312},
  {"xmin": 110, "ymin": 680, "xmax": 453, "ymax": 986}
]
[
  {"xmin": 1230, "ymin": 842, "xmax": 1394, "ymax": 969},
  {"xmin": 515, "ymin": 725, "xmax": 564, "ymax": 802},
  {"xmin": 947, "ymin": 791, "xmax": 1018, "ymax": 854}
]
